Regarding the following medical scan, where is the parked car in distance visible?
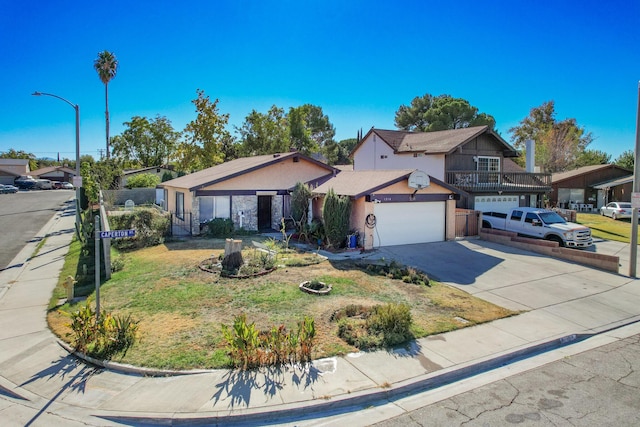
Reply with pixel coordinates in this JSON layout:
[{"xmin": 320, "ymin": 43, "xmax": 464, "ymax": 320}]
[
  {"xmin": 0, "ymin": 184, "xmax": 19, "ymax": 193},
  {"xmin": 14, "ymin": 175, "xmax": 37, "ymax": 190},
  {"xmin": 53, "ymin": 181, "xmax": 63, "ymax": 189},
  {"xmin": 600, "ymin": 202, "xmax": 633, "ymax": 220},
  {"xmin": 35, "ymin": 179, "xmax": 53, "ymax": 190},
  {"xmin": 61, "ymin": 182, "xmax": 74, "ymax": 190}
]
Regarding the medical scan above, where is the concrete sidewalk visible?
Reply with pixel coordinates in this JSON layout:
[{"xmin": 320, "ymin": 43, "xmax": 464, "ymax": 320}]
[{"xmin": 1, "ymin": 206, "xmax": 640, "ymax": 426}]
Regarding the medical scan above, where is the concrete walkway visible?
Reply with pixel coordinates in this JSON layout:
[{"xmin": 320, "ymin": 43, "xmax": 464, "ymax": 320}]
[{"xmin": 1, "ymin": 205, "xmax": 640, "ymax": 426}]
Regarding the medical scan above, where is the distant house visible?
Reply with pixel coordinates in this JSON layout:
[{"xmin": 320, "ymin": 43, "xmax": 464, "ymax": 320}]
[
  {"xmin": 120, "ymin": 166, "xmax": 175, "ymax": 188},
  {"xmin": 30, "ymin": 165, "xmax": 76, "ymax": 183},
  {"xmin": 0, "ymin": 167, "xmax": 20, "ymax": 185},
  {"xmin": 312, "ymin": 169, "xmax": 461, "ymax": 249},
  {"xmin": 592, "ymin": 175, "xmax": 634, "ymax": 205},
  {"xmin": 0, "ymin": 158, "xmax": 30, "ymax": 175},
  {"xmin": 157, "ymin": 153, "xmax": 337, "ymax": 235},
  {"xmin": 551, "ymin": 164, "xmax": 632, "ymax": 209},
  {"xmin": 351, "ymin": 126, "xmax": 552, "ymax": 213}
]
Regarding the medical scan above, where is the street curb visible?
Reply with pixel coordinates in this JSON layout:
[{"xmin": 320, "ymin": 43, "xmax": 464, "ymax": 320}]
[{"xmin": 75, "ymin": 320, "xmax": 638, "ymax": 426}]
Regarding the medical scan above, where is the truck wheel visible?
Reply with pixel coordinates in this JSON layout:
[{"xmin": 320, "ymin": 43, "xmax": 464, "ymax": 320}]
[
  {"xmin": 546, "ymin": 235, "xmax": 564, "ymax": 247},
  {"xmin": 482, "ymin": 220, "xmax": 492, "ymax": 229}
]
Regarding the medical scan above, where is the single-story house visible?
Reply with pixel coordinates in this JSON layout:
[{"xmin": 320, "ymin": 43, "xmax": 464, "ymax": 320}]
[
  {"xmin": 0, "ymin": 167, "xmax": 20, "ymax": 185},
  {"xmin": 551, "ymin": 164, "xmax": 632, "ymax": 210},
  {"xmin": 592, "ymin": 175, "xmax": 634, "ymax": 205},
  {"xmin": 157, "ymin": 152, "xmax": 337, "ymax": 235},
  {"xmin": 30, "ymin": 165, "xmax": 76, "ymax": 183},
  {"xmin": 120, "ymin": 166, "xmax": 175, "ymax": 188},
  {"xmin": 0, "ymin": 159, "xmax": 29, "ymax": 185},
  {"xmin": 312, "ymin": 169, "xmax": 461, "ymax": 249}
]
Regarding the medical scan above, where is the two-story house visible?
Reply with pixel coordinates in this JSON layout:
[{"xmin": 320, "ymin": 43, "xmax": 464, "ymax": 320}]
[{"xmin": 351, "ymin": 126, "xmax": 551, "ymax": 213}]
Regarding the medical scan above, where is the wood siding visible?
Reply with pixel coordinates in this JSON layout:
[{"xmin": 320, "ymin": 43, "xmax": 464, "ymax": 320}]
[{"xmin": 551, "ymin": 167, "xmax": 631, "ymax": 204}]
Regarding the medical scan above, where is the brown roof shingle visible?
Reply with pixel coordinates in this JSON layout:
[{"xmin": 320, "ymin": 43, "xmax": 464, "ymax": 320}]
[
  {"xmin": 366, "ymin": 126, "xmax": 516, "ymax": 155},
  {"xmin": 159, "ymin": 152, "xmax": 335, "ymax": 191},
  {"xmin": 313, "ymin": 169, "xmax": 414, "ymax": 198}
]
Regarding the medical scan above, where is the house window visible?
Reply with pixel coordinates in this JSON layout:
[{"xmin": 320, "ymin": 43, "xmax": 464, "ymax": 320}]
[
  {"xmin": 176, "ymin": 192, "xmax": 184, "ymax": 220},
  {"xmin": 477, "ymin": 156, "xmax": 500, "ymax": 184},
  {"xmin": 199, "ymin": 196, "xmax": 231, "ymax": 222}
]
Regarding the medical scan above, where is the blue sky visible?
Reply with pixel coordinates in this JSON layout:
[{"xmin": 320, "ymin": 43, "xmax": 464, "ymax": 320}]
[{"xmin": 0, "ymin": 0, "xmax": 638, "ymax": 161}]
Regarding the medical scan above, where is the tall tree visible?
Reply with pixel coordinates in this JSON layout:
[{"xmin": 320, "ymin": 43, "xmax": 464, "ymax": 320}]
[
  {"xmin": 237, "ymin": 105, "xmax": 290, "ymax": 156},
  {"xmin": 288, "ymin": 104, "xmax": 336, "ymax": 159},
  {"xmin": 334, "ymin": 138, "xmax": 358, "ymax": 164},
  {"xmin": 177, "ymin": 89, "xmax": 235, "ymax": 171},
  {"xmin": 509, "ymin": 101, "xmax": 593, "ymax": 173},
  {"xmin": 395, "ymin": 93, "xmax": 496, "ymax": 132},
  {"xmin": 93, "ymin": 50, "xmax": 119, "ymax": 159},
  {"xmin": 615, "ymin": 149, "xmax": 635, "ymax": 170},
  {"xmin": 573, "ymin": 149, "xmax": 611, "ymax": 168},
  {"xmin": 111, "ymin": 115, "xmax": 180, "ymax": 167}
]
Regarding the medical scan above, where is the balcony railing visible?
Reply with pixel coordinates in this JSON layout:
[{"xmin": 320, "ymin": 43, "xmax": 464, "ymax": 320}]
[{"xmin": 446, "ymin": 170, "xmax": 552, "ymax": 193}]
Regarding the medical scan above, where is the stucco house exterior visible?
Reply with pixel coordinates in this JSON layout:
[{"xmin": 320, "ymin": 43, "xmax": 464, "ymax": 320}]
[
  {"xmin": 351, "ymin": 126, "xmax": 552, "ymax": 213},
  {"xmin": 0, "ymin": 159, "xmax": 29, "ymax": 185},
  {"xmin": 157, "ymin": 152, "xmax": 337, "ymax": 235},
  {"xmin": 312, "ymin": 169, "xmax": 460, "ymax": 249}
]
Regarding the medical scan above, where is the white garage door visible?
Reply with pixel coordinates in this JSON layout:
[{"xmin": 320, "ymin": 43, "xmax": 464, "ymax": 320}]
[
  {"xmin": 474, "ymin": 195, "xmax": 519, "ymax": 213},
  {"xmin": 374, "ymin": 202, "xmax": 445, "ymax": 247}
]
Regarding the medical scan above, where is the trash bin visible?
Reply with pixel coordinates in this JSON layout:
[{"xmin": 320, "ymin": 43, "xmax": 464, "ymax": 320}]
[{"xmin": 348, "ymin": 234, "xmax": 357, "ymax": 248}]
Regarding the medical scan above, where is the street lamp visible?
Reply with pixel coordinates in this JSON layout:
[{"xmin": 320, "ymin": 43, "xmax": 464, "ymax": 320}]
[{"xmin": 32, "ymin": 91, "xmax": 82, "ymax": 237}]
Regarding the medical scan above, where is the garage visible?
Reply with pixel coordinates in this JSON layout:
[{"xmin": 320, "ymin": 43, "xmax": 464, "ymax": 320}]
[
  {"xmin": 474, "ymin": 195, "xmax": 519, "ymax": 213},
  {"xmin": 374, "ymin": 201, "xmax": 445, "ymax": 246}
]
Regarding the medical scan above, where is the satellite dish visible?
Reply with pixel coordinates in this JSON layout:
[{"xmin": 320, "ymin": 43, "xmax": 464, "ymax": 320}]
[{"xmin": 408, "ymin": 170, "xmax": 430, "ymax": 190}]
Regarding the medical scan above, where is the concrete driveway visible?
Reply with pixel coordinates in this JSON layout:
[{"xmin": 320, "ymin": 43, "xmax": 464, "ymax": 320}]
[{"xmin": 375, "ymin": 238, "xmax": 637, "ymax": 312}]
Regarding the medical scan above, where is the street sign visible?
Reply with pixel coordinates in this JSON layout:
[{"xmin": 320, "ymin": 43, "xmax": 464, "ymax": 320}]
[
  {"xmin": 98, "ymin": 229, "xmax": 136, "ymax": 239},
  {"xmin": 632, "ymin": 192, "xmax": 640, "ymax": 209}
]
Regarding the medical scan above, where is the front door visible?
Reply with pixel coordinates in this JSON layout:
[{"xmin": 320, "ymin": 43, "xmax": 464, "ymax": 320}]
[{"xmin": 258, "ymin": 196, "xmax": 272, "ymax": 230}]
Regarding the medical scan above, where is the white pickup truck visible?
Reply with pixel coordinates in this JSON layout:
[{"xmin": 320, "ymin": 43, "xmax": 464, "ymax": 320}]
[{"xmin": 482, "ymin": 207, "xmax": 593, "ymax": 248}]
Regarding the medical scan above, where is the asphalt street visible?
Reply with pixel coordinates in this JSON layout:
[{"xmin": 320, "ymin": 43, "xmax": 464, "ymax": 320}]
[
  {"xmin": 372, "ymin": 331, "xmax": 640, "ymax": 427},
  {"xmin": 0, "ymin": 190, "xmax": 74, "ymax": 270}
]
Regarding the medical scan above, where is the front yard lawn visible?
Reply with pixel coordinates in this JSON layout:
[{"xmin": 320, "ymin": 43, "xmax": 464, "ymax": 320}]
[
  {"xmin": 48, "ymin": 237, "xmax": 516, "ymax": 370},
  {"xmin": 576, "ymin": 212, "xmax": 640, "ymax": 243}
]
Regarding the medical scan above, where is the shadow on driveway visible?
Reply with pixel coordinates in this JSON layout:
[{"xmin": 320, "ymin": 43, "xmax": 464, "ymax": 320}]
[{"xmin": 373, "ymin": 240, "xmax": 531, "ymax": 286}]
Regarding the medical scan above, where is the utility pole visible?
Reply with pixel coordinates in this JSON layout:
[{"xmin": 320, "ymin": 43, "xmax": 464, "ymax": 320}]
[{"xmin": 629, "ymin": 81, "xmax": 640, "ymax": 277}]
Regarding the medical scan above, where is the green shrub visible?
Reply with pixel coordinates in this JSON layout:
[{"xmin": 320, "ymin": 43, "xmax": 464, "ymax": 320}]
[
  {"xmin": 291, "ymin": 182, "xmax": 312, "ymax": 225},
  {"xmin": 62, "ymin": 303, "xmax": 139, "ymax": 359},
  {"xmin": 109, "ymin": 209, "xmax": 170, "ymax": 250},
  {"xmin": 161, "ymin": 171, "xmax": 174, "ymax": 182},
  {"xmin": 203, "ymin": 218, "xmax": 234, "ymax": 237},
  {"xmin": 221, "ymin": 314, "xmax": 316, "ymax": 369},
  {"xmin": 322, "ymin": 189, "xmax": 351, "ymax": 249},
  {"xmin": 335, "ymin": 303, "xmax": 413, "ymax": 349},
  {"xmin": 125, "ymin": 173, "xmax": 160, "ymax": 189}
]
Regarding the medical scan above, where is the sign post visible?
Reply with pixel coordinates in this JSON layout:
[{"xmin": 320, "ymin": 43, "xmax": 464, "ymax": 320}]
[
  {"xmin": 94, "ymin": 227, "xmax": 136, "ymax": 320},
  {"xmin": 94, "ymin": 216, "xmax": 101, "ymax": 321}
]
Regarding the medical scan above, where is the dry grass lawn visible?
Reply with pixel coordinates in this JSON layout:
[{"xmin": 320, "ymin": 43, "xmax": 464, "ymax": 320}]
[{"xmin": 48, "ymin": 237, "xmax": 516, "ymax": 370}]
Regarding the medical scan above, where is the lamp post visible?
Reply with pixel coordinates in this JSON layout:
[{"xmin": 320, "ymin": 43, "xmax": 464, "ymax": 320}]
[{"xmin": 32, "ymin": 91, "xmax": 82, "ymax": 237}]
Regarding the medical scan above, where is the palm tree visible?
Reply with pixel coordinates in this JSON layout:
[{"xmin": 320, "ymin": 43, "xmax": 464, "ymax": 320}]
[{"xmin": 93, "ymin": 50, "xmax": 118, "ymax": 159}]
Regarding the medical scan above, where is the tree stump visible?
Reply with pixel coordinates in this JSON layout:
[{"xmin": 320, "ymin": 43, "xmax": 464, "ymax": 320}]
[{"xmin": 222, "ymin": 239, "xmax": 244, "ymax": 272}]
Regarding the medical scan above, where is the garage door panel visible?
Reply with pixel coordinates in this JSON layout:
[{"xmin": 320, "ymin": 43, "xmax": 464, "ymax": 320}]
[
  {"xmin": 374, "ymin": 202, "xmax": 445, "ymax": 247},
  {"xmin": 474, "ymin": 195, "xmax": 519, "ymax": 213}
]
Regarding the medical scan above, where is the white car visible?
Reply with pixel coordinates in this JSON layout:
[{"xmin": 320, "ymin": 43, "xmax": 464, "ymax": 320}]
[{"xmin": 600, "ymin": 202, "xmax": 632, "ymax": 220}]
